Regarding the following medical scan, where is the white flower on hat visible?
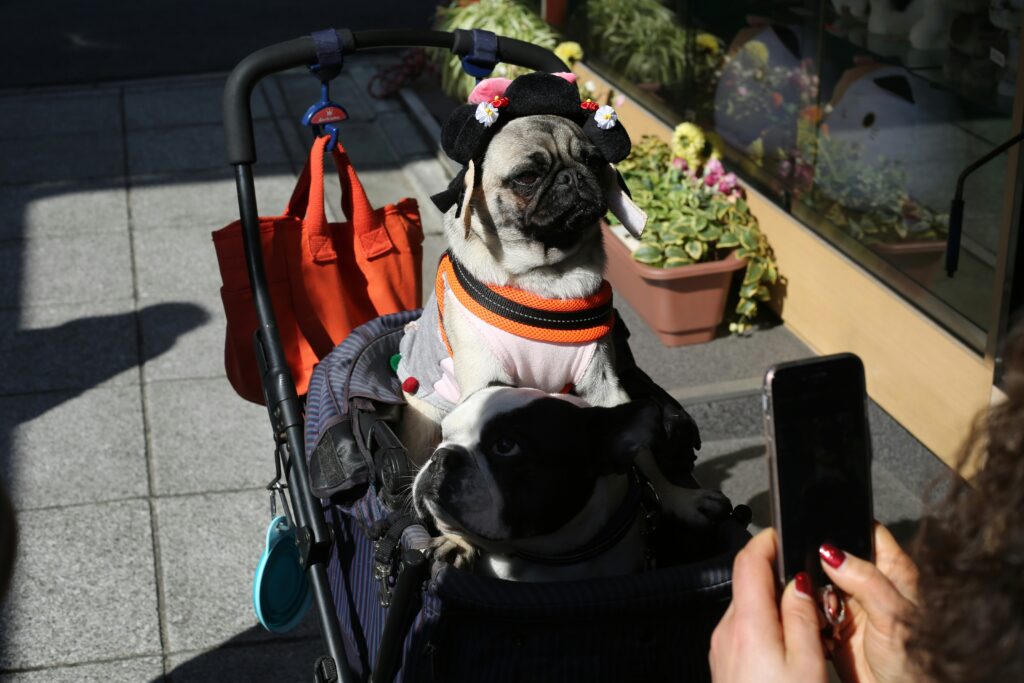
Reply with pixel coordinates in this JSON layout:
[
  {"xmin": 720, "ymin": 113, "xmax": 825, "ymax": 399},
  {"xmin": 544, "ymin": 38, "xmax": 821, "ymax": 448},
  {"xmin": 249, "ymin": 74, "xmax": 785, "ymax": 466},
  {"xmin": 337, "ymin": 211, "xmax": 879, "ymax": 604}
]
[
  {"xmin": 475, "ymin": 101, "xmax": 500, "ymax": 127},
  {"xmin": 594, "ymin": 105, "xmax": 618, "ymax": 130}
]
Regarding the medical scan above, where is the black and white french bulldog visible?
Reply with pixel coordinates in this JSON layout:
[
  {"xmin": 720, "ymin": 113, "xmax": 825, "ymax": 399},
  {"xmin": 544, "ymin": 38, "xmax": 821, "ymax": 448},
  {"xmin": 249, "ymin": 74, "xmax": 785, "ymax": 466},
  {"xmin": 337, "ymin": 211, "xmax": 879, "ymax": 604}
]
[{"xmin": 412, "ymin": 387, "xmax": 731, "ymax": 581}]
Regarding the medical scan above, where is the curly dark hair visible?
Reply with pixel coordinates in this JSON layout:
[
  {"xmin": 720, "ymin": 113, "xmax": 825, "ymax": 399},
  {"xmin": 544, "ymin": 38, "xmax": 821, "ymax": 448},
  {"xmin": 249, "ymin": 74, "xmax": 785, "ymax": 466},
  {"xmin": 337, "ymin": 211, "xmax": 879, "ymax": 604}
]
[{"xmin": 906, "ymin": 324, "xmax": 1024, "ymax": 683}]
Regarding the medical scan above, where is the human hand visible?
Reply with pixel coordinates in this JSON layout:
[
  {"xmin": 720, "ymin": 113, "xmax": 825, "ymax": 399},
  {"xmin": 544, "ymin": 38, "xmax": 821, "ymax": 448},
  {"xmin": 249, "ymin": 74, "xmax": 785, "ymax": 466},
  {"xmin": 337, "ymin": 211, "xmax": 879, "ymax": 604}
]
[
  {"xmin": 821, "ymin": 523, "xmax": 919, "ymax": 683},
  {"xmin": 709, "ymin": 529, "xmax": 828, "ymax": 683}
]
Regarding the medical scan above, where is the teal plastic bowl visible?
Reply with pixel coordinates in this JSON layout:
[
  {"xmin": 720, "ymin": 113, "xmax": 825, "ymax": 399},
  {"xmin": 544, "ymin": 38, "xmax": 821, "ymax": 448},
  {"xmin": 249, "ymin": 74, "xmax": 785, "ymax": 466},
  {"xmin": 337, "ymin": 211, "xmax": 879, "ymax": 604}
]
[{"xmin": 253, "ymin": 515, "xmax": 311, "ymax": 633}]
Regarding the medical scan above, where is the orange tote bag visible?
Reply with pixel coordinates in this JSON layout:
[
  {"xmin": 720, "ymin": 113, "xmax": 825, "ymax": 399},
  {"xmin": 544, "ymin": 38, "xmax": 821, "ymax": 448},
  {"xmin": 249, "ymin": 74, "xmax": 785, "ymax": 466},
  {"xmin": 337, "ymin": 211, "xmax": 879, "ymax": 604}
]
[{"xmin": 213, "ymin": 135, "xmax": 423, "ymax": 404}]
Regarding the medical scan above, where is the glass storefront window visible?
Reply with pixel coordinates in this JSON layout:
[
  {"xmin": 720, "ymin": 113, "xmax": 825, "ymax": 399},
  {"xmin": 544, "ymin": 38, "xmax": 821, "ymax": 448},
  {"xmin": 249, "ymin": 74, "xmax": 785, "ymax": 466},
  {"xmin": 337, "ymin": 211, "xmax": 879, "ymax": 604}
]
[{"xmin": 564, "ymin": 0, "xmax": 1022, "ymax": 350}]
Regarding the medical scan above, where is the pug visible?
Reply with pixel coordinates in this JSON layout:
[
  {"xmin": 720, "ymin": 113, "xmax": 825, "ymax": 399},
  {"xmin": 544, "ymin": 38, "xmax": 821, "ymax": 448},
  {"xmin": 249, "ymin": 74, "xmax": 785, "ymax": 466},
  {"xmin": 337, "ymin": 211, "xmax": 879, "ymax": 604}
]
[
  {"xmin": 396, "ymin": 113, "xmax": 631, "ymax": 457},
  {"xmin": 396, "ymin": 72, "xmax": 729, "ymax": 529}
]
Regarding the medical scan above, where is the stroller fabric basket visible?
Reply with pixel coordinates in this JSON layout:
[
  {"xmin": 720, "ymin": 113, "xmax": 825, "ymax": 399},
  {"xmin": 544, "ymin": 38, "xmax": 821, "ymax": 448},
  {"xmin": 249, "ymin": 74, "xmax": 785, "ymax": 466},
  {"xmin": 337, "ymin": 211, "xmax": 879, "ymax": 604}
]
[{"xmin": 305, "ymin": 311, "xmax": 749, "ymax": 682}]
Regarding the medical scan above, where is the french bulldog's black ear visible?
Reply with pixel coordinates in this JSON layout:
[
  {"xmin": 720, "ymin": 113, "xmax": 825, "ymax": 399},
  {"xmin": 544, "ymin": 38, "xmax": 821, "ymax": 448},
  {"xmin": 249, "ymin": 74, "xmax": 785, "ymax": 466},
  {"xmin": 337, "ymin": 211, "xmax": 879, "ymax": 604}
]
[{"xmin": 590, "ymin": 401, "xmax": 662, "ymax": 474}]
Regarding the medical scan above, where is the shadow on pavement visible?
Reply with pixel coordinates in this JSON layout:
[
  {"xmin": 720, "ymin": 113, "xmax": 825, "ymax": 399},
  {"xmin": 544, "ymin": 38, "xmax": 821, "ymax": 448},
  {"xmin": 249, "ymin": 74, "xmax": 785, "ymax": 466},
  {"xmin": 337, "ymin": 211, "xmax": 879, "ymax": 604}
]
[{"xmin": 159, "ymin": 627, "xmax": 322, "ymax": 682}]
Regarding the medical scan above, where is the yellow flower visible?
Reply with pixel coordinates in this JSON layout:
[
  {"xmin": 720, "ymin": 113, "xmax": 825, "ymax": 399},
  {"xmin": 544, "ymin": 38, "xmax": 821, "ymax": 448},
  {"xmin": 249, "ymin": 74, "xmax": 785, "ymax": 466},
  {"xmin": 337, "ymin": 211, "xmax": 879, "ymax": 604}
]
[
  {"xmin": 742, "ymin": 40, "xmax": 770, "ymax": 66},
  {"xmin": 671, "ymin": 122, "xmax": 706, "ymax": 164},
  {"xmin": 554, "ymin": 41, "xmax": 584, "ymax": 65},
  {"xmin": 696, "ymin": 33, "xmax": 720, "ymax": 54},
  {"xmin": 747, "ymin": 137, "xmax": 765, "ymax": 163}
]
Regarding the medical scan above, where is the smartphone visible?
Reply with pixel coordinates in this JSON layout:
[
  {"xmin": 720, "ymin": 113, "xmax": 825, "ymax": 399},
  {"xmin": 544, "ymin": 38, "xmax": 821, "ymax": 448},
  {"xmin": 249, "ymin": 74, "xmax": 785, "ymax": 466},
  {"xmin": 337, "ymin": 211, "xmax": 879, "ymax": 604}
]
[{"xmin": 763, "ymin": 353, "xmax": 875, "ymax": 593}]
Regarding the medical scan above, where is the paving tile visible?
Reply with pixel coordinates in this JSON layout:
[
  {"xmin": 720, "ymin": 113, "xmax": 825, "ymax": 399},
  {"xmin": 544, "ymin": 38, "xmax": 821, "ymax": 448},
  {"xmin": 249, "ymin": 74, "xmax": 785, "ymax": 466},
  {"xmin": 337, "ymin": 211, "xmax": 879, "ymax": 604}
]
[
  {"xmin": 0, "ymin": 232, "xmax": 133, "ymax": 308},
  {"xmin": 330, "ymin": 121, "xmax": 398, "ymax": 169},
  {"xmin": 0, "ymin": 656, "xmax": 163, "ymax": 682},
  {"xmin": 0, "ymin": 384, "xmax": 146, "ymax": 511},
  {"xmin": 165, "ymin": 637, "xmax": 321, "ymax": 682},
  {"xmin": 0, "ymin": 500, "xmax": 160, "ymax": 670},
  {"xmin": 139, "ymin": 297, "xmax": 221, "ymax": 382},
  {"xmin": 0, "ymin": 90, "xmax": 121, "ymax": 138},
  {"xmin": 125, "ymin": 81, "xmax": 271, "ymax": 130},
  {"xmin": 0, "ymin": 133, "xmax": 124, "ymax": 185},
  {"xmin": 869, "ymin": 401, "xmax": 950, "ymax": 493},
  {"xmin": 126, "ymin": 121, "xmax": 287, "ymax": 176},
  {"xmin": 146, "ymin": 378, "xmax": 274, "ymax": 496},
  {"xmin": 155, "ymin": 490, "xmax": 317, "ymax": 653},
  {"xmin": 0, "ymin": 179, "xmax": 127, "ymax": 240},
  {"xmin": 133, "ymin": 227, "xmax": 223, "ymax": 299},
  {"xmin": 129, "ymin": 166, "xmax": 297, "ymax": 232},
  {"xmin": 348, "ymin": 64, "xmax": 404, "ymax": 113},
  {"xmin": 377, "ymin": 110, "xmax": 431, "ymax": 159},
  {"xmin": 612, "ymin": 297, "xmax": 813, "ymax": 393},
  {"xmin": 0, "ymin": 300, "xmax": 139, "ymax": 395}
]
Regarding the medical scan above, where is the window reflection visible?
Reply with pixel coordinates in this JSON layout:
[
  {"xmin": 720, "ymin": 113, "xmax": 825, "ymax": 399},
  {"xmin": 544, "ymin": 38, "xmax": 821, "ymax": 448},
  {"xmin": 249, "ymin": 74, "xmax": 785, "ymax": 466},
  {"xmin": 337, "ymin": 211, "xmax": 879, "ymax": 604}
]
[{"xmin": 565, "ymin": 0, "xmax": 1021, "ymax": 345}]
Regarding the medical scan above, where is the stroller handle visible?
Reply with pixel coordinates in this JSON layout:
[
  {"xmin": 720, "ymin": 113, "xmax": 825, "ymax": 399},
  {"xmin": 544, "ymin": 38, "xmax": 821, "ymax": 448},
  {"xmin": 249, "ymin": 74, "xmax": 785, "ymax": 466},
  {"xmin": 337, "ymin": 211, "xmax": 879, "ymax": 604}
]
[{"xmin": 223, "ymin": 28, "xmax": 568, "ymax": 165}]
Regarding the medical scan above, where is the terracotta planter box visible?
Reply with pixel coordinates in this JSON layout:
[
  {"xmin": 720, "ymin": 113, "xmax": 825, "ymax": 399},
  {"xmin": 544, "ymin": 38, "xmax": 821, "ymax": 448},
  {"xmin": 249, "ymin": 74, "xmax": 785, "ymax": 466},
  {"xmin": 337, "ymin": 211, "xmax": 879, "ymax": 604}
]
[
  {"xmin": 869, "ymin": 240, "xmax": 945, "ymax": 286},
  {"xmin": 602, "ymin": 224, "xmax": 748, "ymax": 346}
]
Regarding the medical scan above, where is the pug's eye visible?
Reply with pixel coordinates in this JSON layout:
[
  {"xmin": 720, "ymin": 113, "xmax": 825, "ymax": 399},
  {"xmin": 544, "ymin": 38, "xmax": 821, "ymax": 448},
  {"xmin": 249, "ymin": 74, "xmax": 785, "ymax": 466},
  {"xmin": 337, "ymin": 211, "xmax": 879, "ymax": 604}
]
[
  {"xmin": 490, "ymin": 436, "xmax": 520, "ymax": 457},
  {"xmin": 512, "ymin": 172, "xmax": 539, "ymax": 187}
]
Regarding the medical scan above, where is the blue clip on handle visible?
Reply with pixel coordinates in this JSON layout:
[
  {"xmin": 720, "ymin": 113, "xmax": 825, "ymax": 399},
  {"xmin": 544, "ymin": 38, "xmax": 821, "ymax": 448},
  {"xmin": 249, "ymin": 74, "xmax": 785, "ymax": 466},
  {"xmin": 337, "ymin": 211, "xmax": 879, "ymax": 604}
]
[
  {"xmin": 460, "ymin": 29, "xmax": 498, "ymax": 81},
  {"xmin": 302, "ymin": 81, "xmax": 348, "ymax": 150}
]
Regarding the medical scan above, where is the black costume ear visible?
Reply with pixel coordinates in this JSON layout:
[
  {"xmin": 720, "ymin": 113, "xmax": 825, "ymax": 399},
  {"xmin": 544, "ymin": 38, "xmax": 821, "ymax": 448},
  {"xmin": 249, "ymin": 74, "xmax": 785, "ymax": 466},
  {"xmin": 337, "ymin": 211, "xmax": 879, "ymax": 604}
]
[
  {"xmin": 441, "ymin": 104, "xmax": 489, "ymax": 165},
  {"xmin": 582, "ymin": 116, "xmax": 632, "ymax": 163}
]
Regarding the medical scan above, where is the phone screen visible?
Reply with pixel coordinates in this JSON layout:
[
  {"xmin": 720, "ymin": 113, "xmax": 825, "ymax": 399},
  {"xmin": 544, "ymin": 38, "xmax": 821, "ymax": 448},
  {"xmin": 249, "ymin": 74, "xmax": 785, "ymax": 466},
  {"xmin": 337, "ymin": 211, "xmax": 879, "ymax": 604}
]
[{"xmin": 768, "ymin": 354, "xmax": 874, "ymax": 586}]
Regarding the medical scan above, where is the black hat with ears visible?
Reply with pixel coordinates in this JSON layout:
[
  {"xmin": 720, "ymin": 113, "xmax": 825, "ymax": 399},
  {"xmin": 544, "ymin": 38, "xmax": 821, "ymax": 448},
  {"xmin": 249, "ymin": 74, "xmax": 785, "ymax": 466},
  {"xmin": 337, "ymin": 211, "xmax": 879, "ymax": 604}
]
[{"xmin": 431, "ymin": 72, "xmax": 632, "ymax": 213}]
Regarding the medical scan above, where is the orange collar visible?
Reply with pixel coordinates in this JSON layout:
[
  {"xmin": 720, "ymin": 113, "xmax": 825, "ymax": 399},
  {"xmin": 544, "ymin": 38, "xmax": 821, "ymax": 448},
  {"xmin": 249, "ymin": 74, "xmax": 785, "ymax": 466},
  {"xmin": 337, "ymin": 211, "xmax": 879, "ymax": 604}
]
[{"xmin": 436, "ymin": 252, "xmax": 614, "ymax": 354}]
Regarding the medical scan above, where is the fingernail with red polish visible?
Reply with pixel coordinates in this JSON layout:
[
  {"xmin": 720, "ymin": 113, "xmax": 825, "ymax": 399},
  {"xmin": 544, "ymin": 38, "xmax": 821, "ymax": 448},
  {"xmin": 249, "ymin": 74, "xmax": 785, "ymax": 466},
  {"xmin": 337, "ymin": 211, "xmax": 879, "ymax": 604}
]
[
  {"xmin": 794, "ymin": 571, "xmax": 813, "ymax": 597},
  {"xmin": 819, "ymin": 543, "xmax": 846, "ymax": 569}
]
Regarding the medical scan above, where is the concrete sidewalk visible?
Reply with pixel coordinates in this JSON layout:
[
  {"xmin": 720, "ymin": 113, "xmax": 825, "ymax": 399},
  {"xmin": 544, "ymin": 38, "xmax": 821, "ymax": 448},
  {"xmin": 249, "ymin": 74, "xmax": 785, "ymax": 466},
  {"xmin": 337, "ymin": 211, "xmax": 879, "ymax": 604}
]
[{"xmin": 0, "ymin": 54, "xmax": 948, "ymax": 682}]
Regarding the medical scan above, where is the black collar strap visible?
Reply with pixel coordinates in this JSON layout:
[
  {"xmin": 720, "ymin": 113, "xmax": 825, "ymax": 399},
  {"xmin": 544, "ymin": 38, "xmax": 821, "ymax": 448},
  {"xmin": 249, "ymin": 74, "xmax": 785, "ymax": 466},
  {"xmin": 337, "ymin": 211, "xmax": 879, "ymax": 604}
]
[{"xmin": 511, "ymin": 468, "xmax": 644, "ymax": 567}]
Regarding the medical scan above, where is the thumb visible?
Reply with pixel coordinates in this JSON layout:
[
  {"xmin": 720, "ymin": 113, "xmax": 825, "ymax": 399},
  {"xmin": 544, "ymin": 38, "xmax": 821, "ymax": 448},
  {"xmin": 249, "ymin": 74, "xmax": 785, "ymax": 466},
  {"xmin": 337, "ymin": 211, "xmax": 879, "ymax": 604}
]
[
  {"xmin": 819, "ymin": 543, "xmax": 909, "ymax": 631},
  {"xmin": 780, "ymin": 572, "xmax": 827, "ymax": 674}
]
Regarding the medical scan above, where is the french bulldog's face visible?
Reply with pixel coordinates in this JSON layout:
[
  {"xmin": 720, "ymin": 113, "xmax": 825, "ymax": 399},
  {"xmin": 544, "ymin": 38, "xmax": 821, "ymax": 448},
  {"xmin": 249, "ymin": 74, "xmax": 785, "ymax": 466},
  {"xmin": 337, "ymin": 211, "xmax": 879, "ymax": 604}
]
[
  {"xmin": 412, "ymin": 387, "xmax": 660, "ymax": 544},
  {"xmin": 469, "ymin": 115, "xmax": 611, "ymax": 258}
]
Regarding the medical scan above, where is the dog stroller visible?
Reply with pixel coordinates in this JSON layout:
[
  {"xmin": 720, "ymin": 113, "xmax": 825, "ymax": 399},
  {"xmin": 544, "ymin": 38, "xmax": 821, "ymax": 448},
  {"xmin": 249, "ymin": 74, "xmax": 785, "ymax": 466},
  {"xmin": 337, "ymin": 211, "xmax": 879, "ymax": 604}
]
[{"xmin": 222, "ymin": 28, "xmax": 750, "ymax": 682}]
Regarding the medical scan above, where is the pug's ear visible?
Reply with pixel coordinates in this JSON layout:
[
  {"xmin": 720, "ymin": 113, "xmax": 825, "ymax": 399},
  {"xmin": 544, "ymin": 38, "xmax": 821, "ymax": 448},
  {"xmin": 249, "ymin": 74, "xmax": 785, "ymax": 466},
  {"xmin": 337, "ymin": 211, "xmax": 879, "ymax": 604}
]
[
  {"xmin": 588, "ymin": 401, "xmax": 662, "ymax": 474},
  {"xmin": 461, "ymin": 159, "xmax": 476, "ymax": 239},
  {"xmin": 604, "ymin": 165, "xmax": 646, "ymax": 238}
]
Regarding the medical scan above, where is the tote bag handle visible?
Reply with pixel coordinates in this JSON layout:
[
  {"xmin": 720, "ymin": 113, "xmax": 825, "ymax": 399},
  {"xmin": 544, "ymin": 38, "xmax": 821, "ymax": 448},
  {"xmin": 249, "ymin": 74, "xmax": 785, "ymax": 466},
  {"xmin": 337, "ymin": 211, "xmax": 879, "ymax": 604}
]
[{"xmin": 284, "ymin": 135, "xmax": 395, "ymax": 263}]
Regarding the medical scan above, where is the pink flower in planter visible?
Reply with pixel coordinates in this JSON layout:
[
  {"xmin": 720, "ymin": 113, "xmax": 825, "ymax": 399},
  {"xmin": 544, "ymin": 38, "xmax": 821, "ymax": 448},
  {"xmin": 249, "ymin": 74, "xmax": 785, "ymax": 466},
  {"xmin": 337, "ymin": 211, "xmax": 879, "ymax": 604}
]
[
  {"xmin": 672, "ymin": 156, "xmax": 689, "ymax": 173},
  {"xmin": 703, "ymin": 157, "xmax": 724, "ymax": 187},
  {"xmin": 718, "ymin": 173, "xmax": 738, "ymax": 194}
]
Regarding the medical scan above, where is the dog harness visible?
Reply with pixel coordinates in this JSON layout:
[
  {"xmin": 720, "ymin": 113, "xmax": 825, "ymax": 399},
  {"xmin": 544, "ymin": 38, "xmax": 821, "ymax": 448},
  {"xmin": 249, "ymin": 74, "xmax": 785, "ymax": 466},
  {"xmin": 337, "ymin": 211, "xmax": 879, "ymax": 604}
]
[{"xmin": 396, "ymin": 252, "xmax": 615, "ymax": 413}]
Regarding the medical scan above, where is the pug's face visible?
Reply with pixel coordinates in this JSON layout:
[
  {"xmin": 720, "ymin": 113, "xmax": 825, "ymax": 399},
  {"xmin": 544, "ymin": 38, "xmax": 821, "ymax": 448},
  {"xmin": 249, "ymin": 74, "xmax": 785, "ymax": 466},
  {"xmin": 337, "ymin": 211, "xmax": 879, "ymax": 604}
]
[{"xmin": 467, "ymin": 115, "xmax": 610, "ymax": 263}]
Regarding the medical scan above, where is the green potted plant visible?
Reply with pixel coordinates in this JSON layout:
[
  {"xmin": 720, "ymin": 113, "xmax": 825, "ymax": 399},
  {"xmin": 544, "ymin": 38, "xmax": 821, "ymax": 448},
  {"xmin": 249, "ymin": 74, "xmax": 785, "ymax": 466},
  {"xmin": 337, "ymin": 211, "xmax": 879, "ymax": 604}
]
[
  {"xmin": 582, "ymin": 0, "xmax": 723, "ymax": 97},
  {"xmin": 605, "ymin": 126, "xmax": 780, "ymax": 345},
  {"xmin": 433, "ymin": 0, "xmax": 563, "ymax": 102}
]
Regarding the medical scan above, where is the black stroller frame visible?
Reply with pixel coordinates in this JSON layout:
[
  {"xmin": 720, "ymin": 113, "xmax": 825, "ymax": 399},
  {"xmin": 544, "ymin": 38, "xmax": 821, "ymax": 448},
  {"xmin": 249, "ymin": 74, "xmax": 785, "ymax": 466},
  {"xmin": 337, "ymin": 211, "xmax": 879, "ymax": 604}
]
[{"xmin": 223, "ymin": 29, "xmax": 569, "ymax": 683}]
